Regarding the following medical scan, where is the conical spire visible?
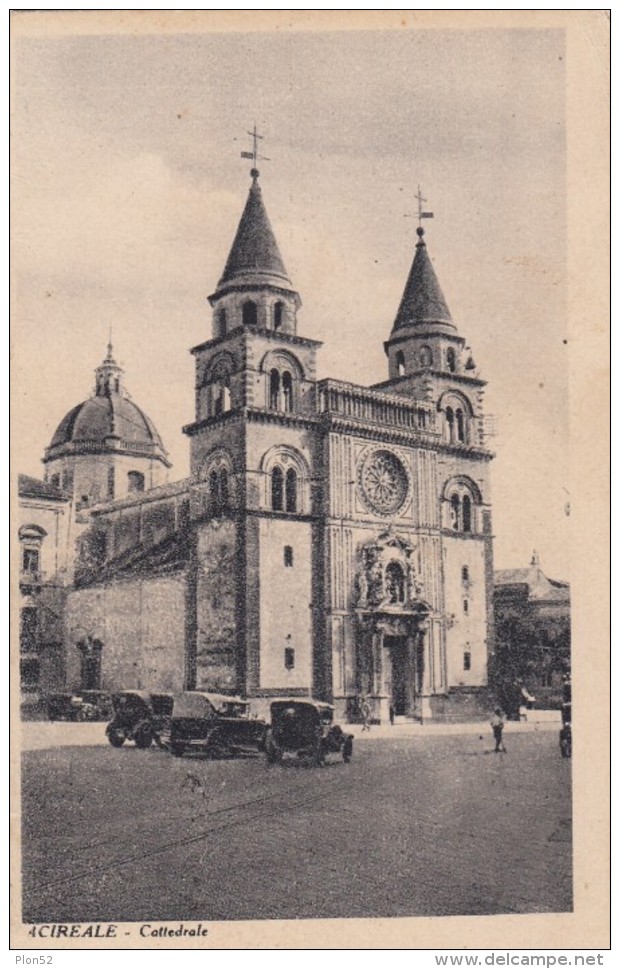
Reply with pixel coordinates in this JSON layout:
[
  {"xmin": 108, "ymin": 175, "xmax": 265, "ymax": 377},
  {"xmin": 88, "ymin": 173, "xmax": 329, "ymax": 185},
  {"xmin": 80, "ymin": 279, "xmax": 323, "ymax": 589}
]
[
  {"xmin": 217, "ymin": 173, "xmax": 293, "ymax": 292},
  {"xmin": 392, "ymin": 227, "xmax": 454, "ymax": 331}
]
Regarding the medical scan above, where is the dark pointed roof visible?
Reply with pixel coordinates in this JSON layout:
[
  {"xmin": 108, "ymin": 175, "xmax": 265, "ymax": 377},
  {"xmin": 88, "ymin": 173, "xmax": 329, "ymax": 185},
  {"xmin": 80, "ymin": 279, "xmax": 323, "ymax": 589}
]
[
  {"xmin": 216, "ymin": 174, "xmax": 294, "ymax": 292},
  {"xmin": 392, "ymin": 227, "xmax": 454, "ymax": 331}
]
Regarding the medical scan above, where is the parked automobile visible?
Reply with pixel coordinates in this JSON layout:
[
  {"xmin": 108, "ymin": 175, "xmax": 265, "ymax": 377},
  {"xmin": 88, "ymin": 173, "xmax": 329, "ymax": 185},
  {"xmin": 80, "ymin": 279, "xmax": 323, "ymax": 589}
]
[
  {"xmin": 46, "ymin": 690, "xmax": 112, "ymax": 722},
  {"xmin": 76, "ymin": 690, "xmax": 114, "ymax": 721},
  {"xmin": 169, "ymin": 691, "xmax": 266, "ymax": 758},
  {"xmin": 105, "ymin": 691, "xmax": 174, "ymax": 749},
  {"xmin": 46, "ymin": 692, "xmax": 80, "ymax": 722},
  {"xmin": 265, "ymin": 699, "xmax": 353, "ymax": 767}
]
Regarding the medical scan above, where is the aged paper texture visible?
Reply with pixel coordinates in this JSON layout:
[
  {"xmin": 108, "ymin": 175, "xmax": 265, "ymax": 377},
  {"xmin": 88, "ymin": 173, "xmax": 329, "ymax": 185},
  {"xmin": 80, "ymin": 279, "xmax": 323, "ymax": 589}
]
[{"xmin": 11, "ymin": 9, "xmax": 609, "ymax": 951}]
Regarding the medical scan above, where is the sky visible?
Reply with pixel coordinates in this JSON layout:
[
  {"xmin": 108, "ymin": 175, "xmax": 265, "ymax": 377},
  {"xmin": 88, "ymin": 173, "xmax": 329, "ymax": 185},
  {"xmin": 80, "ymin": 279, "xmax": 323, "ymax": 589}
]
[{"xmin": 12, "ymin": 24, "xmax": 570, "ymax": 577}]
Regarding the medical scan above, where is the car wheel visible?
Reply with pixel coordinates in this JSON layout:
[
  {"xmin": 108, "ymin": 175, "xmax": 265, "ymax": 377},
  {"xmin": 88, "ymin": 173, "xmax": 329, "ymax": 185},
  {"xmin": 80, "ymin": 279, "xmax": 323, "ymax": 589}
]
[
  {"xmin": 170, "ymin": 743, "xmax": 185, "ymax": 757},
  {"xmin": 265, "ymin": 732, "xmax": 281, "ymax": 765},
  {"xmin": 134, "ymin": 726, "xmax": 153, "ymax": 749},
  {"xmin": 313, "ymin": 743, "xmax": 325, "ymax": 768},
  {"xmin": 107, "ymin": 729, "xmax": 126, "ymax": 748},
  {"xmin": 343, "ymin": 738, "xmax": 353, "ymax": 763}
]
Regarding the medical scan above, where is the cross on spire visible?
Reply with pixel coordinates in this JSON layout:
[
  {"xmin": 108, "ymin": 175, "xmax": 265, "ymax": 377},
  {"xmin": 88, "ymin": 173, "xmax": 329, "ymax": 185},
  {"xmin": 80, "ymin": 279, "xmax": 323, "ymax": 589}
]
[
  {"xmin": 414, "ymin": 184, "xmax": 434, "ymax": 230},
  {"xmin": 240, "ymin": 123, "xmax": 270, "ymax": 179},
  {"xmin": 405, "ymin": 184, "xmax": 435, "ymax": 239}
]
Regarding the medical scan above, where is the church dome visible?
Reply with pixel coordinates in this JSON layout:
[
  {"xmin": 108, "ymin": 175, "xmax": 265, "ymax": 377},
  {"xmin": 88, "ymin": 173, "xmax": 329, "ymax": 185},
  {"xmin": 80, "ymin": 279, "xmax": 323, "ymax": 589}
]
[
  {"xmin": 45, "ymin": 345, "xmax": 170, "ymax": 466},
  {"xmin": 49, "ymin": 395, "xmax": 164, "ymax": 450}
]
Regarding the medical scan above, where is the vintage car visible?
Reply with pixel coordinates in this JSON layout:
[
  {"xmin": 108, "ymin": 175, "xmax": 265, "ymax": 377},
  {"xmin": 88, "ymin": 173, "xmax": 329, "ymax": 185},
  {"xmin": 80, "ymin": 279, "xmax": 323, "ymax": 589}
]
[
  {"xmin": 47, "ymin": 690, "xmax": 112, "ymax": 722},
  {"xmin": 168, "ymin": 691, "xmax": 266, "ymax": 758},
  {"xmin": 265, "ymin": 699, "xmax": 353, "ymax": 766},
  {"xmin": 105, "ymin": 691, "xmax": 174, "ymax": 749}
]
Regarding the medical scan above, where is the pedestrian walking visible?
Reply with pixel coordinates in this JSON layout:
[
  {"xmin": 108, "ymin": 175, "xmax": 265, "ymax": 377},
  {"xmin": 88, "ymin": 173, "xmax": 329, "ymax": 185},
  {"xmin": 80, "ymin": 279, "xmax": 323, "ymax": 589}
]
[
  {"xmin": 490, "ymin": 708, "xmax": 506, "ymax": 753},
  {"xmin": 361, "ymin": 696, "xmax": 372, "ymax": 732}
]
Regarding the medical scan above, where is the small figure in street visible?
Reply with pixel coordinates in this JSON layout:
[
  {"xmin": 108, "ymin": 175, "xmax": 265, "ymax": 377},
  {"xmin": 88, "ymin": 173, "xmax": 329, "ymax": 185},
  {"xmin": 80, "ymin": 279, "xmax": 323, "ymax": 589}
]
[
  {"xmin": 389, "ymin": 702, "xmax": 395, "ymax": 726},
  {"xmin": 490, "ymin": 708, "xmax": 506, "ymax": 753},
  {"xmin": 361, "ymin": 696, "xmax": 372, "ymax": 732}
]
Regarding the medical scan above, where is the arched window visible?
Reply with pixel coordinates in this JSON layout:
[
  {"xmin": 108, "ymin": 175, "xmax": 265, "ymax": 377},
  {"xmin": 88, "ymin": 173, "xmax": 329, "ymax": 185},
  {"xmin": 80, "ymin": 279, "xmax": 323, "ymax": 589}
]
[
  {"xmin": 420, "ymin": 345, "xmax": 433, "ymax": 368},
  {"xmin": 396, "ymin": 351, "xmax": 405, "ymax": 377},
  {"xmin": 271, "ymin": 466, "xmax": 284, "ymax": 511},
  {"xmin": 270, "ymin": 369, "xmax": 280, "ymax": 409},
  {"xmin": 212, "ymin": 374, "xmax": 231, "ymax": 416},
  {"xmin": 242, "ymin": 300, "xmax": 258, "ymax": 327},
  {"xmin": 282, "ymin": 371, "xmax": 293, "ymax": 412},
  {"xmin": 461, "ymin": 565, "xmax": 470, "ymax": 584},
  {"xmin": 285, "ymin": 468, "xmax": 297, "ymax": 513},
  {"xmin": 210, "ymin": 469, "xmax": 219, "ymax": 508},
  {"xmin": 462, "ymin": 494, "xmax": 472, "ymax": 533},
  {"xmin": 19, "ymin": 525, "xmax": 46, "ymax": 577},
  {"xmin": 450, "ymin": 494, "xmax": 461, "ymax": 530},
  {"xmin": 219, "ymin": 468, "xmax": 229, "ymax": 507},
  {"xmin": 445, "ymin": 406, "xmax": 455, "ymax": 443},
  {"xmin": 446, "ymin": 347, "xmax": 456, "ymax": 373},
  {"xmin": 385, "ymin": 561, "xmax": 406, "ymax": 604},
  {"xmin": 217, "ymin": 308, "xmax": 227, "ymax": 338},
  {"xmin": 128, "ymin": 471, "xmax": 145, "ymax": 494},
  {"xmin": 274, "ymin": 302, "xmax": 284, "ymax": 331},
  {"xmin": 456, "ymin": 408, "xmax": 465, "ymax": 443},
  {"xmin": 50, "ymin": 473, "xmax": 60, "ymax": 488}
]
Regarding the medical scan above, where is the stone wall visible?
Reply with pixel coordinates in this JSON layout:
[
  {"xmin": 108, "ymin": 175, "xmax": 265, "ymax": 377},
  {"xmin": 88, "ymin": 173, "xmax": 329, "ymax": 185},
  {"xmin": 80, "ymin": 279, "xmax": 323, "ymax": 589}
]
[{"xmin": 65, "ymin": 572, "xmax": 187, "ymax": 692}]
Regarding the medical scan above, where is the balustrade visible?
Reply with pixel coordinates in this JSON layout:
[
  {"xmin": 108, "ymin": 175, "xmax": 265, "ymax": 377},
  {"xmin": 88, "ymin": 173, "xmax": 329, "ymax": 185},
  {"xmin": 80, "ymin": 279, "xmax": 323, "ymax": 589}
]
[{"xmin": 317, "ymin": 379, "xmax": 436, "ymax": 433}]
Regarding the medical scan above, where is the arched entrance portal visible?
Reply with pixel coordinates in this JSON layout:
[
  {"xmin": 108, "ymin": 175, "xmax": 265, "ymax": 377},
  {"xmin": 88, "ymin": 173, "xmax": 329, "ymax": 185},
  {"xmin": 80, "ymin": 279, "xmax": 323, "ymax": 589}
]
[
  {"xmin": 381, "ymin": 616, "xmax": 427, "ymax": 717},
  {"xmin": 353, "ymin": 528, "xmax": 433, "ymax": 722}
]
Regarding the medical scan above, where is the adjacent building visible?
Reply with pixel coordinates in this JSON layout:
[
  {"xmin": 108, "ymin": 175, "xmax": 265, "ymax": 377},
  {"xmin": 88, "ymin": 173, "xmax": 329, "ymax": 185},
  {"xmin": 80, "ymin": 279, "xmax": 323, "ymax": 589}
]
[{"xmin": 493, "ymin": 553, "xmax": 570, "ymax": 711}]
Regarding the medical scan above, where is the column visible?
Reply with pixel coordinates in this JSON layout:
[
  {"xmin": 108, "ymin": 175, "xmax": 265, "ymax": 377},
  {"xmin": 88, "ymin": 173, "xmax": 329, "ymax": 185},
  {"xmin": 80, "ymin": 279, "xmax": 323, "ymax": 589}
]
[
  {"xmin": 417, "ymin": 619, "xmax": 433, "ymax": 722},
  {"xmin": 373, "ymin": 627, "xmax": 390, "ymax": 724}
]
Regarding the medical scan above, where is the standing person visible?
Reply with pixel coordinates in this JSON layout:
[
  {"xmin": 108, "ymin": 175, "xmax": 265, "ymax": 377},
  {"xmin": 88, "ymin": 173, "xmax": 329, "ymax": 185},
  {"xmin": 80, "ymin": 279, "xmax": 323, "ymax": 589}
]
[
  {"xmin": 361, "ymin": 695, "xmax": 372, "ymax": 732},
  {"xmin": 389, "ymin": 702, "xmax": 395, "ymax": 726},
  {"xmin": 490, "ymin": 708, "xmax": 506, "ymax": 753}
]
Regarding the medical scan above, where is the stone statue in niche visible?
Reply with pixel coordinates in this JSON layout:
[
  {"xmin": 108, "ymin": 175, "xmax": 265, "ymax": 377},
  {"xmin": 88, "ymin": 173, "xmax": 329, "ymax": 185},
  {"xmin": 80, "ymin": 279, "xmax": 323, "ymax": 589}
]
[
  {"xmin": 368, "ymin": 560, "xmax": 385, "ymax": 606},
  {"xmin": 355, "ymin": 570, "xmax": 369, "ymax": 607},
  {"xmin": 406, "ymin": 556, "xmax": 425, "ymax": 600}
]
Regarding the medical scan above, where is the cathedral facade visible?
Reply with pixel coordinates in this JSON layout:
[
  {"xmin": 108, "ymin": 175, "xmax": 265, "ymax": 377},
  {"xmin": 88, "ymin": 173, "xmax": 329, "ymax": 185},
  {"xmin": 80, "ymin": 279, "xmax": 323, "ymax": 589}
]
[{"xmin": 53, "ymin": 167, "xmax": 494, "ymax": 722}]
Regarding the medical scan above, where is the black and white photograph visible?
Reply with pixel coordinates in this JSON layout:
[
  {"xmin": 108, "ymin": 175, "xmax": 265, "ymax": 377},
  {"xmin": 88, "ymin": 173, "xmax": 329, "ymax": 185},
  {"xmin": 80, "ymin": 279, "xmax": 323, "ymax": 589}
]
[{"xmin": 11, "ymin": 10, "xmax": 609, "ymax": 951}]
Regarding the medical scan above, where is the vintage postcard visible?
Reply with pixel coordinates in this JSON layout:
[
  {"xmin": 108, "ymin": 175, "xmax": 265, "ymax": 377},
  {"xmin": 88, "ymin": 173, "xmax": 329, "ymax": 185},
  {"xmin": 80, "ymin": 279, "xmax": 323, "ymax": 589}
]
[{"xmin": 10, "ymin": 10, "xmax": 609, "ymax": 951}]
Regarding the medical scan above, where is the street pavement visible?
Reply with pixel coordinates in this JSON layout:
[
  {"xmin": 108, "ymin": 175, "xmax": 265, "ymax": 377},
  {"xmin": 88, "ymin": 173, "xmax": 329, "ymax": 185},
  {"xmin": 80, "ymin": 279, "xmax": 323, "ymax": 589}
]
[
  {"xmin": 19, "ymin": 723, "xmax": 572, "ymax": 923},
  {"xmin": 20, "ymin": 717, "xmax": 560, "ymax": 751}
]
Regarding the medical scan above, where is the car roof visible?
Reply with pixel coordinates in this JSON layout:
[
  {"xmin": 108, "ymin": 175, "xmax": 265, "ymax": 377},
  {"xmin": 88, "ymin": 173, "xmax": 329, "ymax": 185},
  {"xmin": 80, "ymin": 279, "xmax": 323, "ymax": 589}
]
[
  {"xmin": 113, "ymin": 690, "xmax": 152, "ymax": 701},
  {"xmin": 270, "ymin": 698, "xmax": 334, "ymax": 711},
  {"xmin": 176, "ymin": 691, "xmax": 247, "ymax": 706}
]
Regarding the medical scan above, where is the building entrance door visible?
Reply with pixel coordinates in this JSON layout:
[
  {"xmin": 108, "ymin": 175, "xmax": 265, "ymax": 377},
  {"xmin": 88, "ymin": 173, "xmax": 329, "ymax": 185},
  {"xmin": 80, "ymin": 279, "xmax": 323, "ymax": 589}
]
[{"xmin": 386, "ymin": 636, "xmax": 409, "ymax": 716}]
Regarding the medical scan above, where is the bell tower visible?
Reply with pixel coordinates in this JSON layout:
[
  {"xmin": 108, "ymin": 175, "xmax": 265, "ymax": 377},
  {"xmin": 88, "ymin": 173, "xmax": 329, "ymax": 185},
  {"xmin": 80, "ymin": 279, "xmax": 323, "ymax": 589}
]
[
  {"xmin": 184, "ymin": 131, "xmax": 320, "ymax": 478},
  {"xmin": 376, "ymin": 187, "xmax": 494, "ymax": 698},
  {"xmin": 379, "ymin": 192, "xmax": 487, "ymax": 449}
]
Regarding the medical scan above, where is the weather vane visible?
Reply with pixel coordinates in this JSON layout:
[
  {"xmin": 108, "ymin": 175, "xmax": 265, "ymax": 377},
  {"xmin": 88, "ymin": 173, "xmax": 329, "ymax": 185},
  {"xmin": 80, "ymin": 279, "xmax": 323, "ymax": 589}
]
[
  {"xmin": 240, "ymin": 123, "xmax": 270, "ymax": 177},
  {"xmin": 405, "ymin": 185, "xmax": 434, "ymax": 233}
]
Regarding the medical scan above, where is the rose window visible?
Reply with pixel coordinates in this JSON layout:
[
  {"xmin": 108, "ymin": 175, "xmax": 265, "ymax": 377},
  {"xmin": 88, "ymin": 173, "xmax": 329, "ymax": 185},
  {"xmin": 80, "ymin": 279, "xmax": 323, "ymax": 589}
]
[{"xmin": 359, "ymin": 449, "xmax": 409, "ymax": 516}]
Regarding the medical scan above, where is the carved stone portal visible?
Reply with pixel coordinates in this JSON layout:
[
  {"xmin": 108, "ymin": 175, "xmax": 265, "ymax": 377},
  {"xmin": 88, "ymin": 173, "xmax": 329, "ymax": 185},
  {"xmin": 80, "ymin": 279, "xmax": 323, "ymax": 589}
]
[{"xmin": 354, "ymin": 529, "xmax": 424, "ymax": 610}]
